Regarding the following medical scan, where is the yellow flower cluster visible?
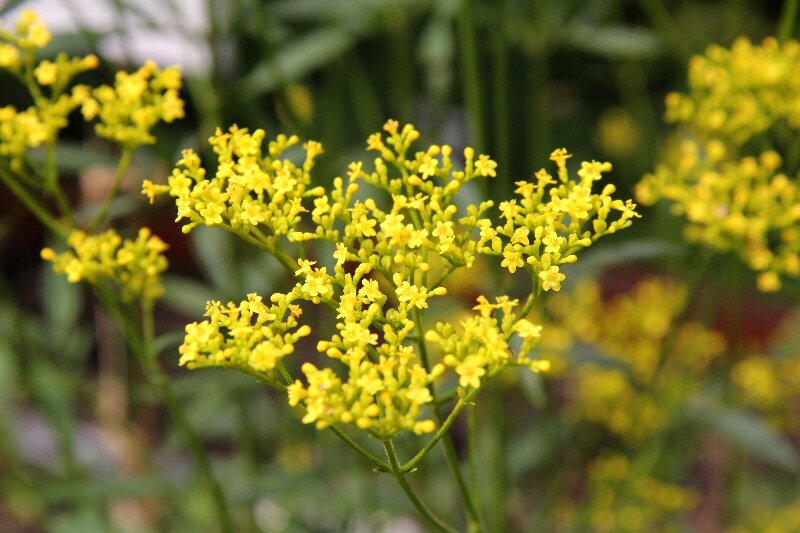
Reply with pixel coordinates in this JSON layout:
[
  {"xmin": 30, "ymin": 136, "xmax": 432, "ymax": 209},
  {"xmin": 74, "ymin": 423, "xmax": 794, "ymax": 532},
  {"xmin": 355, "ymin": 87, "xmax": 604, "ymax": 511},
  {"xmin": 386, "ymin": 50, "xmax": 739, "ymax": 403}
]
[
  {"xmin": 285, "ymin": 261, "xmax": 445, "ymax": 437},
  {"xmin": 0, "ymin": 9, "xmax": 51, "ymax": 53},
  {"xmin": 41, "ymin": 228, "xmax": 168, "ymax": 301},
  {"xmin": 580, "ymin": 454, "xmax": 698, "ymax": 533},
  {"xmin": 426, "ymin": 297, "xmax": 548, "ymax": 390},
  {"xmin": 637, "ymin": 38, "xmax": 800, "ymax": 291},
  {"xmin": 727, "ymin": 498, "xmax": 800, "ymax": 533},
  {"xmin": 82, "ymin": 60, "xmax": 184, "ymax": 148},
  {"xmin": 179, "ymin": 292, "xmax": 311, "ymax": 376},
  {"xmin": 479, "ymin": 148, "xmax": 639, "ymax": 291},
  {"xmin": 542, "ymin": 278, "xmax": 724, "ymax": 443},
  {"xmin": 143, "ymin": 126, "xmax": 323, "ymax": 236},
  {"xmin": 0, "ymin": 11, "xmax": 98, "ymax": 168},
  {"xmin": 730, "ymin": 352, "xmax": 800, "ymax": 431},
  {"xmin": 664, "ymin": 37, "xmax": 800, "ymax": 145},
  {"xmin": 167, "ymin": 120, "xmax": 636, "ymax": 438}
]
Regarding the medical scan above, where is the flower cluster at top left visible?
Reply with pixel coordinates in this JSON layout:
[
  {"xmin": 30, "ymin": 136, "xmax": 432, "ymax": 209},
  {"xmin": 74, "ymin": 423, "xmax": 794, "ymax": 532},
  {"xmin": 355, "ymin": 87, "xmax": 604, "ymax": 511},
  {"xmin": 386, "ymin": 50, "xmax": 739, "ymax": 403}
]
[{"xmin": 0, "ymin": 10, "xmax": 183, "ymax": 303}]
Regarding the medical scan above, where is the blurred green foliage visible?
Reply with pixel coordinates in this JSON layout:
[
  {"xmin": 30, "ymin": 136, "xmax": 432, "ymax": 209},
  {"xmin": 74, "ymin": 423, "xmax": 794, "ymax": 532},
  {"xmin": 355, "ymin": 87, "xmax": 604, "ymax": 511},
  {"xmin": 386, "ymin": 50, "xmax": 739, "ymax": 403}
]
[{"xmin": 1, "ymin": 0, "xmax": 799, "ymax": 531}]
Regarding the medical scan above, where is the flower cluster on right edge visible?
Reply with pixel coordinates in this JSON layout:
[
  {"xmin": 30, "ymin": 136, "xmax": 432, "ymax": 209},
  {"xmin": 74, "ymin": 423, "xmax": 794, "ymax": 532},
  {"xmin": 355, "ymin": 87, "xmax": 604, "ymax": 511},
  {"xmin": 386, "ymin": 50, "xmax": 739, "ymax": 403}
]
[{"xmin": 637, "ymin": 37, "xmax": 800, "ymax": 291}]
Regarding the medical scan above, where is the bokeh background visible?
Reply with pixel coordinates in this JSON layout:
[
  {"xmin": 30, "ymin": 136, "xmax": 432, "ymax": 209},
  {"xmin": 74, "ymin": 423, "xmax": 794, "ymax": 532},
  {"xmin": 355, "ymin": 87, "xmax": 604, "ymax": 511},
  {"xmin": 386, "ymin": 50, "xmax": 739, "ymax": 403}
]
[{"xmin": 1, "ymin": 0, "xmax": 799, "ymax": 531}]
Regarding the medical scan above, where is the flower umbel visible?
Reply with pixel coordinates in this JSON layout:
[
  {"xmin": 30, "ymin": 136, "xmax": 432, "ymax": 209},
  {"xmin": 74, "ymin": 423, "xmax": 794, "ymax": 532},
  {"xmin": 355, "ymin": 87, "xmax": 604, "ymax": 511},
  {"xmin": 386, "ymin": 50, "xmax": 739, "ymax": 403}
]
[{"xmin": 41, "ymin": 228, "xmax": 168, "ymax": 301}]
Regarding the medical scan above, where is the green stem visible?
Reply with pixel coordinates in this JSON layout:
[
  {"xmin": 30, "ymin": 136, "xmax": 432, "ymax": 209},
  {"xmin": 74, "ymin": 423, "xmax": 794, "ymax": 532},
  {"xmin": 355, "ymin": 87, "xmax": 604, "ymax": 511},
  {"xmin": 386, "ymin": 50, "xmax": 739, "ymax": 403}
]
[
  {"xmin": 412, "ymin": 308, "xmax": 483, "ymax": 529},
  {"xmin": 639, "ymin": 0, "xmax": 692, "ymax": 61},
  {"xmin": 383, "ymin": 439, "xmax": 459, "ymax": 533},
  {"xmin": 490, "ymin": 0, "xmax": 510, "ymax": 199},
  {"xmin": 515, "ymin": 268, "xmax": 540, "ymax": 322},
  {"xmin": 430, "ymin": 264, "xmax": 457, "ymax": 291},
  {"xmin": 778, "ymin": 0, "xmax": 800, "ymax": 41},
  {"xmin": 457, "ymin": 0, "xmax": 485, "ymax": 153},
  {"xmin": 644, "ymin": 249, "xmax": 713, "ymax": 385},
  {"xmin": 0, "ymin": 167, "xmax": 70, "ymax": 238},
  {"xmin": 87, "ymin": 147, "xmax": 133, "ymax": 231},
  {"xmin": 43, "ymin": 140, "xmax": 74, "ymax": 225},
  {"xmin": 402, "ymin": 389, "xmax": 479, "ymax": 472},
  {"xmin": 328, "ymin": 426, "xmax": 391, "ymax": 472}
]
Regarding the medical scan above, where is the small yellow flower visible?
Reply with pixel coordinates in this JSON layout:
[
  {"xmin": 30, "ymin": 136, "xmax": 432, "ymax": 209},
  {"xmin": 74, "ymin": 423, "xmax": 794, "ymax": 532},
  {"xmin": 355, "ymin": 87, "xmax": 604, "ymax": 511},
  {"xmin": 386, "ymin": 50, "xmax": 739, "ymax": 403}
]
[
  {"xmin": 539, "ymin": 265, "xmax": 565, "ymax": 291},
  {"xmin": 474, "ymin": 154, "xmax": 498, "ymax": 177},
  {"xmin": 514, "ymin": 319, "xmax": 542, "ymax": 338},
  {"xmin": 33, "ymin": 60, "xmax": 58, "ymax": 85},
  {"xmin": 501, "ymin": 248, "xmax": 524, "ymax": 273}
]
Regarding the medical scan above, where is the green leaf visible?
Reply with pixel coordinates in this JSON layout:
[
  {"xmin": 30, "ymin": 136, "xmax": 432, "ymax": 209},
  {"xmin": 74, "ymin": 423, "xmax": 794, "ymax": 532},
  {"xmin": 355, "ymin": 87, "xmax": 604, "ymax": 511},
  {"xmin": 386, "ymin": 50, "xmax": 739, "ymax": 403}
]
[
  {"xmin": 238, "ymin": 28, "xmax": 354, "ymax": 98},
  {"xmin": 518, "ymin": 370, "xmax": 547, "ymax": 409},
  {"xmin": 688, "ymin": 402, "xmax": 800, "ymax": 473},
  {"xmin": 562, "ymin": 239, "xmax": 687, "ymax": 289},
  {"xmin": 41, "ymin": 474, "xmax": 173, "ymax": 504},
  {"xmin": 42, "ymin": 261, "xmax": 84, "ymax": 341},
  {"xmin": 189, "ymin": 225, "xmax": 239, "ymax": 294},
  {"xmin": 162, "ymin": 274, "xmax": 214, "ymax": 314},
  {"xmin": 564, "ymin": 24, "xmax": 665, "ymax": 59}
]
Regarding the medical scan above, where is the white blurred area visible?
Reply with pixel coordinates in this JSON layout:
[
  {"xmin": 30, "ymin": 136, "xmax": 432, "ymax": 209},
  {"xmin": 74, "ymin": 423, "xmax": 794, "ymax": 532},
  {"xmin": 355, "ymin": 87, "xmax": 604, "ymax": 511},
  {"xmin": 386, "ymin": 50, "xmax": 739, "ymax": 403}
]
[{"xmin": 1, "ymin": 0, "xmax": 212, "ymax": 72}]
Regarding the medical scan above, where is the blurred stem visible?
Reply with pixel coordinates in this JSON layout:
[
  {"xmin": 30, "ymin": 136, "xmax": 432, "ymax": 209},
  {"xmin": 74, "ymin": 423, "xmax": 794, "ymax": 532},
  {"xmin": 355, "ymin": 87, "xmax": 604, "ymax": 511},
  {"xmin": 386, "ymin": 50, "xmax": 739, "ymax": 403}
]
[
  {"xmin": 646, "ymin": 248, "xmax": 713, "ymax": 383},
  {"xmin": 484, "ymin": 391, "xmax": 508, "ymax": 532},
  {"xmin": 44, "ymin": 140, "xmax": 74, "ymax": 226},
  {"xmin": 779, "ymin": 0, "xmax": 800, "ymax": 42},
  {"xmin": 347, "ymin": 53, "xmax": 383, "ymax": 139},
  {"xmin": 491, "ymin": 0, "xmax": 510, "ymax": 199},
  {"xmin": 97, "ymin": 289, "xmax": 234, "ymax": 533},
  {"xmin": 87, "ymin": 147, "xmax": 133, "ymax": 231},
  {"xmin": 0, "ymin": 166, "xmax": 69, "ymax": 239},
  {"xmin": 383, "ymin": 439, "xmax": 460, "ymax": 533},
  {"xmin": 388, "ymin": 13, "xmax": 412, "ymax": 119},
  {"xmin": 639, "ymin": 0, "xmax": 691, "ymax": 61},
  {"xmin": 614, "ymin": 61, "xmax": 660, "ymax": 172},
  {"xmin": 458, "ymin": 0, "xmax": 485, "ymax": 153},
  {"xmin": 526, "ymin": 47, "xmax": 551, "ymax": 174},
  {"xmin": 467, "ymin": 403, "xmax": 478, "ymax": 492},
  {"xmin": 516, "ymin": 268, "xmax": 541, "ymax": 321}
]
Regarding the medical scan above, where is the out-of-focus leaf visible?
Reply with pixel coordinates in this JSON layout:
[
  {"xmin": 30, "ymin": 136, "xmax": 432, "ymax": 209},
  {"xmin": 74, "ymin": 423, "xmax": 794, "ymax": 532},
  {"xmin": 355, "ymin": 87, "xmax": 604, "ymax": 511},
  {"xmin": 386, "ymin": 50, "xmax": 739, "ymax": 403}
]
[
  {"xmin": 507, "ymin": 417, "xmax": 566, "ymax": 481},
  {"xmin": 28, "ymin": 143, "xmax": 118, "ymax": 175},
  {"xmin": 239, "ymin": 28, "xmax": 354, "ymax": 98},
  {"xmin": 0, "ymin": 339, "xmax": 18, "ymax": 408},
  {"xmin": 48, "ymin": 508, "xmax": 107, "ymax": 533},
  {"xmin": 189, "ymin": 225, "xmax": 238, "ymax": 294},
  {"xmin": 269, "ymin": 0, "xmax": 430, "ymax": 25},
  {"xmin": 154, "ymin": 331, "xmax": 185, "ymax": 359},
  {"xmin": 41, "ymin": 474, "xmax": 173, "ymax": 504},
  {"xmin": 42, "ymin": 261, "xmax": 83, "ymax": 337},
  {"xmin": 565, "ymin": 24, "xmax": 665, "ymax": 60},
  {"xmin": 0, "ymin": 0, "xmax": 27, "ymax": 16},
  {"xmin": 688, "ymin": 402, "xmax": 800, "ymax": 473},
  {"xmin": 418, "ymin": 14, "xmax": 454, "ymax": 101},
  {"xmin": 162, "ymin": 274, "xmax": 214, "ymax": 314},
  {"xmin": 27, "ymin": 359, "xmax": 77, "ymax": 442},
  {"xmin": 562, "ymin": 239, "xmax": 687, "ymax": 288},
  {"xmin": 518, "ymin": 370, "xmax": 547, "ymax": 409}
]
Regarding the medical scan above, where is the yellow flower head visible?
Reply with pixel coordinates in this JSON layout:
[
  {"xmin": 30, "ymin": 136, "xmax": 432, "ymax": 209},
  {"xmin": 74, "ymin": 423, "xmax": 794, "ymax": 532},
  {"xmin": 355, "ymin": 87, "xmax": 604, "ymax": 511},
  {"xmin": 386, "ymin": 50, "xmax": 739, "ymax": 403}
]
[
  {"xmin": 87, "ymin": 61, "xmax": 184, "ymax": 147},
  {"xmin": 638, "ymin": 37, "xmax": 800, "ymax": 291},
  {"xmin": 42, "ymin": 227, "xmax": 168, "ymax": 301}
]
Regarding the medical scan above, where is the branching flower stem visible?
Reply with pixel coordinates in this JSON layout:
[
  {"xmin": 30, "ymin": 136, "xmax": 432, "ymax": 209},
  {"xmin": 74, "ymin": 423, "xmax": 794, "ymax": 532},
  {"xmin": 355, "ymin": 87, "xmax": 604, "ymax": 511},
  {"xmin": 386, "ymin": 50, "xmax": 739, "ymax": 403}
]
[
  {"xmin": 383, "ymin": 439, "xmax": 460, "ymax": 533},
  {"xmin": 413, "ymin": 307, "xmax": 484, "ymax": 531}
]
